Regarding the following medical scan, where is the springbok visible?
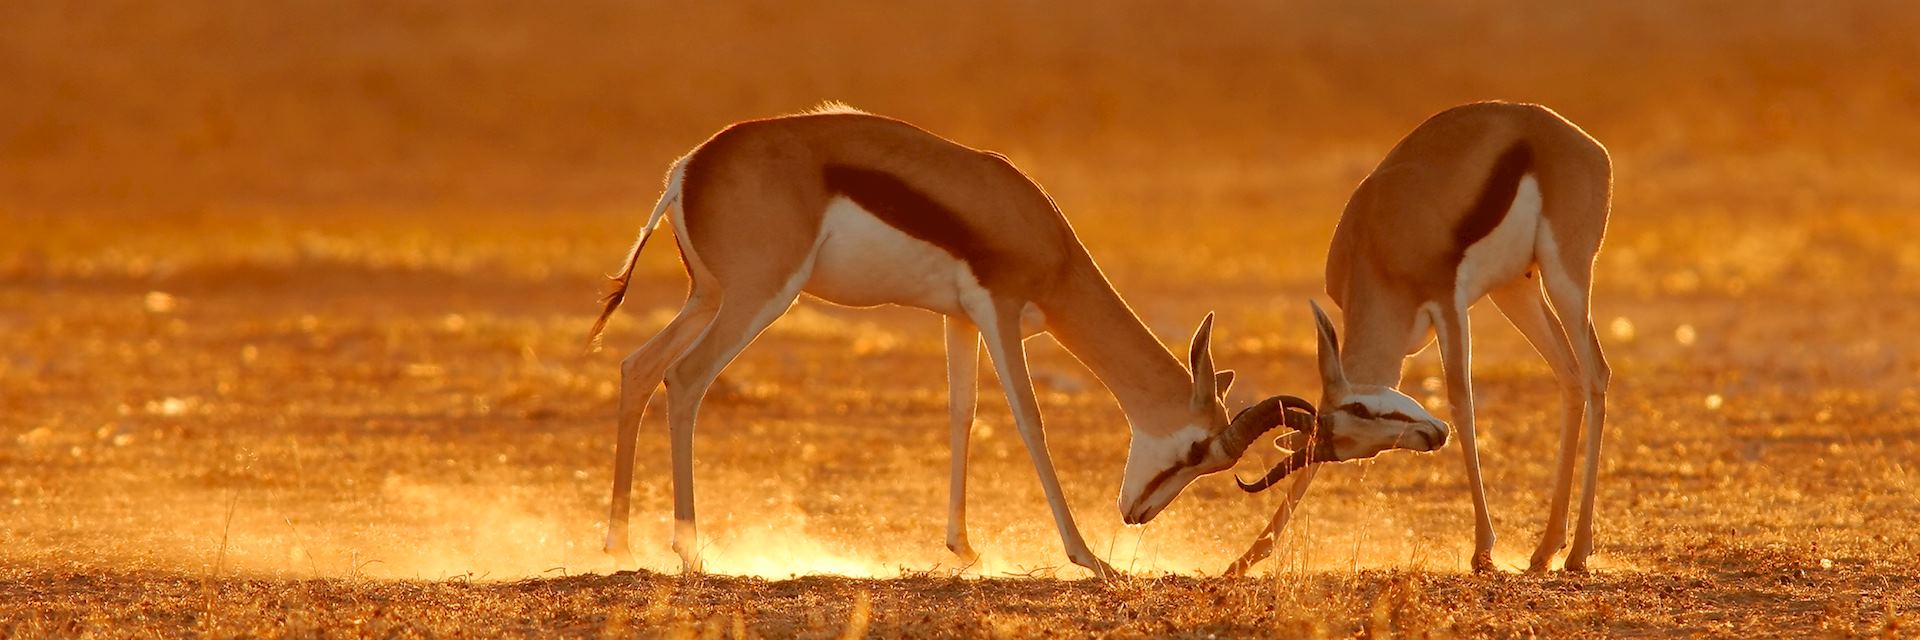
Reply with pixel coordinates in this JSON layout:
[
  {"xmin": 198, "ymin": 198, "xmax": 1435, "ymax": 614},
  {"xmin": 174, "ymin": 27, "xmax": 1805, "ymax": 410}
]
[
  {"xmin": 1228, "ymin": 102, "xmax": 1613, "ymax": 574},
  {"xmin": 586, "ymin": 105, "xmax": 1443, "ymax": 576}
]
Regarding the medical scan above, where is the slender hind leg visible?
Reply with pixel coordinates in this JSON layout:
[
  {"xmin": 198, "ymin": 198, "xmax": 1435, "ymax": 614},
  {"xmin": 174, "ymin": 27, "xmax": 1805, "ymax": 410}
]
[
  {"xmin": 1434, "ymin": 299, "xmax": 1498, "ymax": 572},
  {"xmin": 1490, "ymin": 276, "xmax": 1585, "ymax": 572},
  {"xmin": 944, "ymin": 317, "xmax": 982, "ymax": 564},
  {"xmin": 605, "ymin": 294, "xmax": 717, "ymax": 568},
  {"xmin": 1539, "ymin": 262, "xmax": 1610, "ymax": 572},
  {"xmin": 661, "ymin": 252, "xmax": 817, "ymax": 572}
]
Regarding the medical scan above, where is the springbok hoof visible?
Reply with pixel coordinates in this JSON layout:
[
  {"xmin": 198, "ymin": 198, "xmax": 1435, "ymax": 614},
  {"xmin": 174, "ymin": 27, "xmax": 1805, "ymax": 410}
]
[
  {"xmin": 1471, "ymin": 552, "xmax": 1498, "ymax": 574},
  {"xmin": 947, "ymin": 541, "xmax": 980, "ymax": 565},
  {"xmin": 673, "ymin": 543, "xmax": 703, "ymax": 574},
  {"xmin": 606, "ymin": 548, "xmax": 637, "ymax": 572},
  {"xmin": 1079, "ymin": 557, "xmax": 1121, "ymax": 579}
]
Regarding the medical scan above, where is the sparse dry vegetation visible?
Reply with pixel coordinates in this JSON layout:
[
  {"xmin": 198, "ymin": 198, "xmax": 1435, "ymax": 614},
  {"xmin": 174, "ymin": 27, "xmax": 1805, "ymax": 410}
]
[{"xmin": 3, "ymin": 1, "xmax": 1919, "ymax": 637}]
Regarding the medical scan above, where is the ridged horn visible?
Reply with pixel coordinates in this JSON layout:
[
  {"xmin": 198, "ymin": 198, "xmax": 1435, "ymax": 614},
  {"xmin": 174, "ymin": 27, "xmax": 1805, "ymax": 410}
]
[
  {"xmin": 1235, "ymin": 407, "xmax": 1337, "ymax": 493},
  {"xmin": 1216, "ymin": 395, "xmax": 1317, "ymax": 461}
]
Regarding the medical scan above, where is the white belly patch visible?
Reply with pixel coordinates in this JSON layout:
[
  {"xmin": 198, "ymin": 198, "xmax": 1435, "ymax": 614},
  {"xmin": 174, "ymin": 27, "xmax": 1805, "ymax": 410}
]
[
  {"xmin": 806, "ymin": 197, "xmax": 970, "ymax": 315},
  {"xmin": 1455, "ymin": 174, "xmax": 1542, "ymax": 303}
]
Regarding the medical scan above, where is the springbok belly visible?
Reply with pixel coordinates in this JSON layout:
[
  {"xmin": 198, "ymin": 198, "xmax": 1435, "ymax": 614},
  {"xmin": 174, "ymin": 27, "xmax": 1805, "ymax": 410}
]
[
  {"xmin": 1455, "ymin": 174, "xmax": 1544, "ymax": 303},
  {"xmin": 806, "ymin": 196, "xmax": 970, "ymax": 316}
]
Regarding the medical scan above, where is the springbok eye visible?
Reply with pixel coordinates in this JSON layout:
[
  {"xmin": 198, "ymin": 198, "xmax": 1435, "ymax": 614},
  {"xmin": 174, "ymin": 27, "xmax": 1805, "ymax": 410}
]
[
  {"xmin": 1339, "ymin": 403, "xmax": 1375, "ymax": 419},
  {"xmin": 1182, "ymin": 442, "xmax": 1208, "ymax": 466}
]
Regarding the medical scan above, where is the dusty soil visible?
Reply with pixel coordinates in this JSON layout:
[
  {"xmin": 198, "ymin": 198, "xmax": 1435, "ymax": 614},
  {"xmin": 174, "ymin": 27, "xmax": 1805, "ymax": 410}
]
[{"xmin": 4, "ymin": 2, "xmax": 1920, "ymax": 637}]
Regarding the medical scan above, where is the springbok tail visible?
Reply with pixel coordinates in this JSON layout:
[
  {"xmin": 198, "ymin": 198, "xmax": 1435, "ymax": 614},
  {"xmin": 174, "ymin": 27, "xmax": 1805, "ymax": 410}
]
[{"xmin": 587, "ymin": 157, "xmax": 689, "ymax": 351}]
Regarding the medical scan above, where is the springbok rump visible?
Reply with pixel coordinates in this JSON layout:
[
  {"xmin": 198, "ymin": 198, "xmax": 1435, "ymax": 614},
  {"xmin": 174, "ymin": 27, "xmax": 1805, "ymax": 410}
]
[
  {"xmin": 587, "ymin": 105, "xmax": 1450, "ymax": 576},
  {"xmin": 1229, "ymin": 102, "xmax": 1614, "ymax": 575}
]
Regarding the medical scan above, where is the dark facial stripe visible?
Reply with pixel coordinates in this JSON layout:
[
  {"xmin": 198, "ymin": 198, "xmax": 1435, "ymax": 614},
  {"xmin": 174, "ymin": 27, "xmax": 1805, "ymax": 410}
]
[
  {"xmin": 1137, "ymin": 464, "xmax": 1184, "ymax": 516},
  {"xmin": 824, "ymin": 164, "xmax": 986, "ymax": 263},
  {"xmin": 1453, "ymin": 142, "xmax": 1535, "ymax": 254},
  {"xmin": 1338, "ymin": 402, "xmax": 1417, "ymax": 423},
  {"xmin": 1134, "ymin": 441, "xmax": 1209, "ymax": 515}
]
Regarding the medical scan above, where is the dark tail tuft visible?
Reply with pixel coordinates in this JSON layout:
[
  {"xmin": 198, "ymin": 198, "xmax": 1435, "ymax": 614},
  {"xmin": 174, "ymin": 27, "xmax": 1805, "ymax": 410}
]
[
  {"xmin": 585, "ymin": 228, "xmax": 655, "ymax": 352},
  {"xmin": 586, "ymin": 275, "xmax": 629, "ymax": 352},
  {"xmin": 586, "ymin": 155, "xmax": 684, "ymax": 353}
]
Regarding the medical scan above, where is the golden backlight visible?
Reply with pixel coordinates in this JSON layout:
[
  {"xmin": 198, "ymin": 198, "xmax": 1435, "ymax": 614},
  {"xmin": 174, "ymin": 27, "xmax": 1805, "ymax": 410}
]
[{"xmin": 2, "ymin": 1, "xmax": 1916, "ymax": 635}]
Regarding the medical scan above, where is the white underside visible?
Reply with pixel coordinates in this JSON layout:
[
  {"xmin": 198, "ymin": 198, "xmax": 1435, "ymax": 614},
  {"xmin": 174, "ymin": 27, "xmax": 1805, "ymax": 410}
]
[
  {"xmin": 806, "ymin": 197, "xmax": 1043, "ymax": 330},
  {"xmin": 1403, "ymin": 173, "xmax": 1548, "ymax": 356},
  {"xmin": 1455, "ymin": 174, "xmax": 1544, "ymax": 304}
]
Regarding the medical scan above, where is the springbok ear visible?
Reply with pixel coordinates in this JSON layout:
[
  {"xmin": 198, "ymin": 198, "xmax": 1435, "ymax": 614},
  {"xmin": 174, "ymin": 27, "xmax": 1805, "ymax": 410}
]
[
  {"xmin": 1214, "ymin": 370, "xmax": 1235, "ymax": 399},
  {"xmin": 1188, "ymin": 313, "xmax": 1218, "ymax": 409},
  {"xmin": 1310, "ymin": 301, "xmax": 1349, "ymax": 397}
]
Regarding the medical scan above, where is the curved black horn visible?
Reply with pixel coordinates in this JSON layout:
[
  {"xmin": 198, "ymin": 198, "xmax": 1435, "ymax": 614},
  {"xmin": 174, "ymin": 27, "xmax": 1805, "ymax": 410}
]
[
  {"xmin": 1281, "ymin": 399, "xmax": 1317, "ymax": 433},
  {"xmin": 1235, "ymin": 400, "xmax": 1336, "ymax": 493},
  {"xmin": 1235, "ymin": 448, "xmax": 1313, "ymax": 493},
  {"xmin": 1216, "ymin": 395, "xmax": 1318, "ymax": 461}
]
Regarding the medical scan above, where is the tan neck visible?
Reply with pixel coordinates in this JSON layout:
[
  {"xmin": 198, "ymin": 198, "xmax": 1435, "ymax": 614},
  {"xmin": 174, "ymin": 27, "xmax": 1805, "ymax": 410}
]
[
  {"xmin": 1335, "ymin": 266, "xmax": 1427, "ymax": 388},
  {"xmin": 1036, "ymin": 254, "xmax": 1193, "ymax": 434}
]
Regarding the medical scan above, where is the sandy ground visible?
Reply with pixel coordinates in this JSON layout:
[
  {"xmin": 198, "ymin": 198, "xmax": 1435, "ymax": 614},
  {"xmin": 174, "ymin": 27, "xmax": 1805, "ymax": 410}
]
[
  {"xmin": 3, "ymin": 205, "xmax": 1918, "ymax": 636},
  {"xmin": 4, "ymin": 2, "xmax": 1920, "ymax": 637}
]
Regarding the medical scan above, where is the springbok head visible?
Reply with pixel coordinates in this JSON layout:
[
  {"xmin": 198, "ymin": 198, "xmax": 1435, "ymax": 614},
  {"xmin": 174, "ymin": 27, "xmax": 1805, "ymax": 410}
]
[
  {"xmin": 1119, "ymin": 314, "xmax": 1318, "ymax": 524},
  {"xmin": 1236, "ymin": 301, "xmax": 1450, "ymax": 493}
]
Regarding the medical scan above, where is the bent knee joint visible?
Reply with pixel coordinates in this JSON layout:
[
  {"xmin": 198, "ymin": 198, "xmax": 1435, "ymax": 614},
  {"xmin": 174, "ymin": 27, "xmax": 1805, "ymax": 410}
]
[
  {"xmin": 663, "ymin": 367, "xmax": 713, "ymax": 398},
  {"xmin": 1587, "ymin": 355, "xmax": 1613, "ymax": 387}
]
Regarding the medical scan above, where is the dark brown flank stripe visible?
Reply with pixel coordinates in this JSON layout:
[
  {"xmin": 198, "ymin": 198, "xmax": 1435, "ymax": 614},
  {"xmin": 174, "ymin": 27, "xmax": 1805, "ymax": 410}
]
[
  {"xmin": 823, "ymin": 163, "xmax": 988, "ymax": 263},
  {"xmin": 1453, "ymin": 141, "xmax": 1536, "ymax": 255}
]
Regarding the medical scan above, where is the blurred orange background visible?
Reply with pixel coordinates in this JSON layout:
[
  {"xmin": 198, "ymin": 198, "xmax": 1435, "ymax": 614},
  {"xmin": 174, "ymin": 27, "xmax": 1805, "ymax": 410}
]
[
  {"xmin": 4, "ymin": 1, "xmax": 1916, "ymax": 217},
  {"xmin": 4, "ymin": 1, "xmax": 1919, "ymax": 614}
]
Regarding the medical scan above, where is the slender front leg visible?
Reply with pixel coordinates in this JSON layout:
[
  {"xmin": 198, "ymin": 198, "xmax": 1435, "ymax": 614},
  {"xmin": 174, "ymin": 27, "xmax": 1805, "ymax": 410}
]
[
  {"xmin": 1435, "ymin": 300, "xmax": 1498, "ymax": 572},
  {"xmin": 1224, "ymin": 464, "xmax": 1319, "ymax": 576},
  {"xmin": 943, "ymin": 316, "xmax": 982, "ymax": 564},
  {"xmin": 972, "ymin": 297, "xmax": 1117, "ymax": 577}
]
